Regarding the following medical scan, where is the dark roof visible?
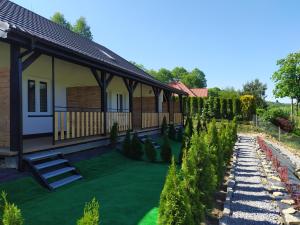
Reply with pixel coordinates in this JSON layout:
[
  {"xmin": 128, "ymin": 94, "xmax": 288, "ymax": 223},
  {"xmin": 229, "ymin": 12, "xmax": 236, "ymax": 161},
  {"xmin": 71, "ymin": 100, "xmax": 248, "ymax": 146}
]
[{"xmin": 0, "ymin": 0, "xmax": 186, "ymax": 94}]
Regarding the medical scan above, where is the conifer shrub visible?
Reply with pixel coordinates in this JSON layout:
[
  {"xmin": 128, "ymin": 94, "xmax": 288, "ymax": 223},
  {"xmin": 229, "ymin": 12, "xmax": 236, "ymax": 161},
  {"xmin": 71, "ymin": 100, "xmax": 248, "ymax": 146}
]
[
  {"xmin": 144, "ymin": 138, "xmax": 156, "ymax": 162},
  {"xmin": 228, "ymin": 98, "xmax": 233, "ymax": 120},
  {"xmin": 1, "ymin": 192, "xmax": 24, "ymax": 225},
  {"xmin": 110, "ymin": 122, "xmax": 118, "ymax": 146},
  {"xmin": 214, "ymin": 97, "xmax": 221, "ymax": 119},
  {"xmin": 77, "ymin": 198, "xmax": 100, "ymax": 225},
  {"xmin": 130, "ymin": 133, "xmax": 143, "ymax": 160},
  {"xmin": 168, "ymin": 123, "xmax": 176, "ymax": 140},
  {"xmin": 181, "ymin": 138, "xmax": 205, "ymax": 223},
  {"xmin": 198, "ymin": 97, "xmax": 204, "ymax": 115},
  {"xmin": 122, "ymin": 130, "xmax": 131, "ymax": 156},
  {"xmin": 233, "ymin": 98, "xmax": 241, "ymax": 116},
  {"xmin": 207, "ymin": 96, "xmax": 215, "ymax": 118},
  {"xmin": 158, "ymin": 159, "xmax": 193, "ymax": 225},
  {"xmin": 196, "ymin": 116, "xmax": 202, "ymax": 134},
  {"xmin": 201, "ymin": 102, "xmax": 210, "ymax": 122},
  {"xmin": 161, "ymin": 116, "xmax": 168, "ymax": 135},
  {"xmin": 177, "ymin": 127, "xmax": 183, "ymax": 142},
  {"xmin": 221, "ymin": 98, "xmax": 228, "ymax": 119},
  {"xmin": 191, "ymin": 97, "xmax": 198, "ymax": 115},
  {"xmin": 206, "ymin": 119, "xmax": 223, "ymax": 186},
  {"xmin": 160, "ymin": 134, "xmax": 172, "ymax": 163}
]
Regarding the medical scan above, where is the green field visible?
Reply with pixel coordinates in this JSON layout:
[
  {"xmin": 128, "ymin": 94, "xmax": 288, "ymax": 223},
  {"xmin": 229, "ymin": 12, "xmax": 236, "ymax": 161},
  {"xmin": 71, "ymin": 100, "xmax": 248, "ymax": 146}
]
[{"xmin": 0, "ymin": 139, "xmax": 181, "ymax": 225}]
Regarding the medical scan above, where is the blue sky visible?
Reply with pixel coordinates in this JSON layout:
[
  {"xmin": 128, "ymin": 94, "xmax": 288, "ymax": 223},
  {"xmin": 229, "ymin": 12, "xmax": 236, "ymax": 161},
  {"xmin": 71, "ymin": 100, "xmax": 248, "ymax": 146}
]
[{"xmin": 12, "ymin": 0, "xmax": 300, "ymax": 102}]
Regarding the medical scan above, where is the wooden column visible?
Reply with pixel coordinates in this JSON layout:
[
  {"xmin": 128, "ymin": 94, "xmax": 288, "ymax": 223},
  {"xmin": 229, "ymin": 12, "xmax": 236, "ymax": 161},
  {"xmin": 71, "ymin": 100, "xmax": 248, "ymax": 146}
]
[
  {"xmin": 52, "ymin": 57, "xmax": 55, "ymax": 145},
  {"xmin": 10, "ymin": 44, "xmax": 23, "ymax": 170},
  {"xmin": 101, "ymin": 71, "xmax": 107, "ymax": 135},
  {"xmin": 152, "ymin": 87, "xmax": 161, "ymax": 127},
  {"xmin": 165, "ymin": 91, "xmax": 171, "ymax": 124}
]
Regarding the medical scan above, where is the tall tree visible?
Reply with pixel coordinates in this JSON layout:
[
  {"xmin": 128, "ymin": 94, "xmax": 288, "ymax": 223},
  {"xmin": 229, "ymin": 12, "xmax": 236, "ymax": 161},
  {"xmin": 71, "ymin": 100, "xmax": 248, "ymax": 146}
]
[
  {"xmin": 51, "ymin": 12, "xmax": 72, "ymax": 29},
  {"xmin": 155, "ymin": 68, "xmax": 173, "ymax": 83},
  {"xmin": 272, "ymin": 52, "xmax": 300, "ymax": 117},
  {"xmin": 242, "ymin": 79, "xmax": 267, "ymax": 108},
  {"xmin": 73, "ymin": 17, "xmax": 93, "ymax": 40},
  {"xmin": 182, "ymin": 68, "xmax": 207, "ymax": 88},
  {"xmin": 172, "ymin": 67, "xmax": 188, "ymax": 80}
]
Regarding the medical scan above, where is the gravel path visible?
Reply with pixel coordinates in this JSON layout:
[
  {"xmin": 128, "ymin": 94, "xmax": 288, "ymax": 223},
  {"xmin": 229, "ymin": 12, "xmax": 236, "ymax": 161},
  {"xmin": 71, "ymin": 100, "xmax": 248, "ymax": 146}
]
[{"xmin": 222, "ymin": 136, "xmax": 280, "ymax": 225}]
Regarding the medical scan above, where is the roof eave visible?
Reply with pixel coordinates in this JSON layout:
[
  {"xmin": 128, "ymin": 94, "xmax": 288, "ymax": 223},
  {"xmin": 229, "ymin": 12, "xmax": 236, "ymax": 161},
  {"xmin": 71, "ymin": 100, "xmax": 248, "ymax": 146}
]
[{"xmin": 5, "ymin": 28, "xmax": 187, "ymax": 95}]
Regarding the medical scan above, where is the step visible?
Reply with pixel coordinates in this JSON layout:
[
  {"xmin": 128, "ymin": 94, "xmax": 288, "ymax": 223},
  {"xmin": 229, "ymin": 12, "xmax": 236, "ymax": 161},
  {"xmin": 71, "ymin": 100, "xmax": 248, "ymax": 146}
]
[
  {"xmin": 42, "ymin": 167, "xmax": 75, "ymax": 179},
  {"xmin": 24, "ymin": 152, "xmax": 61, "ymax": 162},
  {"xmin": 49, "ymin": 175, "xmax": 82, "ymax": 189},
  {"xmin": 35, "ymin": 159, "xmax": 68, "ymax": 170}
]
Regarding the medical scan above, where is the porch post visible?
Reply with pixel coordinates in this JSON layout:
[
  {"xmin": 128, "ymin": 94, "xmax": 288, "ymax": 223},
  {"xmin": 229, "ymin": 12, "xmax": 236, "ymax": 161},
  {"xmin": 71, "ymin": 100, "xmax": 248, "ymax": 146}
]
[
  {"xmin": 140, "ymin": 83, "xmax": 143, "ymax": 129},
  {"xmin": 179, "ymin": 94, "xmax": 183, "ymax": 125},
  {"xmin": 152, "ymin": 87, "xmax": 161, "ymax": 127},
  {"xmin": 52, "ymin": 57, "xmax": 55, "ymax": 145},
  {"xmin": 165, "ymin": 91, "xmax": 171, "ymax": 124},
  {"xmin": 10, "ymin": 44, "xmax": 23, "ymax": 170},
  {"xmin": 101, "ymin": 71, "xmax": 107, "ymax": 136}
]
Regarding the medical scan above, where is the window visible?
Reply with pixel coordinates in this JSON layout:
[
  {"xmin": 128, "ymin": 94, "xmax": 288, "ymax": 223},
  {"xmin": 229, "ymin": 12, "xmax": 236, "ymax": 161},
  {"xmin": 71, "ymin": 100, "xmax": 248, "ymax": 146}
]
[
  {"xmin": 117, "ymin": 94, "xmax": 123, "ymax": 112},
  {"xmin": 28, "ymin": 80, "xmax": 35, "ymax": 112},
  {"xmin": 40, "ymin": 82, "xmax": 47, "ymax": 112}
]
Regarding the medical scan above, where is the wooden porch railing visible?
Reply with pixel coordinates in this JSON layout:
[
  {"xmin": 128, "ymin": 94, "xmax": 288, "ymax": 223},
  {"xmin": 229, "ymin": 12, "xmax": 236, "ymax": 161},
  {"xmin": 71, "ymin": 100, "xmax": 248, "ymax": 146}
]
[
  {"xmin": 142, "ymin": 113, "xmax": 170, "ymax": 129},
  {"xmin": 106, "ymin": 112, "xmax": 132, "ymax": 132},
  {"xmin": 174, "ymin": 113, "xmax": 183, "ymax": 125},
  {"xmin": 55, "ymin": 111, "xmax": 104, "ymax": 141}
]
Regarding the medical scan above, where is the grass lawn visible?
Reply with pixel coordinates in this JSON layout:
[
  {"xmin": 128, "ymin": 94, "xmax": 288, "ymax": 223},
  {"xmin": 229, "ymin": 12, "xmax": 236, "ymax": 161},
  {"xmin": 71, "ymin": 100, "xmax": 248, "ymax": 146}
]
[{"xmin": 0, "ymin": 138, "xmax": 181, "ymax": 225}]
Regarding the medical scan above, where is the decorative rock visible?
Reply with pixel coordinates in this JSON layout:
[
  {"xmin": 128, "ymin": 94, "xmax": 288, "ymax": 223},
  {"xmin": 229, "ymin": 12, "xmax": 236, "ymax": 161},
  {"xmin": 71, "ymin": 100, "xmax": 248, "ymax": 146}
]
[
  {"xmin": 281, "ymin": 199, "xmax": 295, "ymax": 205},
  {"xmin": 282, "ymin": 207, "xmax": 296, "ymax": 215},
  {"xmin": 273, "ymin": 191, "xmax": 284, "ymax": 197}
]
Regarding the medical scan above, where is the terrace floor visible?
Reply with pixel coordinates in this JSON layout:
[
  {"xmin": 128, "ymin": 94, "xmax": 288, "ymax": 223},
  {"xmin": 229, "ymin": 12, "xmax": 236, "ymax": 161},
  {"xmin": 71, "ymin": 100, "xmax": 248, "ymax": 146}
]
[{"xmin": 0, "ymin": 137, "xmax": 181, "ymax": 225}]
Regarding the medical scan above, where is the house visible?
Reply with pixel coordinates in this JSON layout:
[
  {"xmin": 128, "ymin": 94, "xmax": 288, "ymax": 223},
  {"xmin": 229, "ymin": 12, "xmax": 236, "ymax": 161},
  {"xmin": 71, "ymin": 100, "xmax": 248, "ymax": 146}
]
[
  {"xmin": 168, "ymin": 81, "xmax": 208, "ymax": 98},
  {"xmin": 0, "ymin": 0, "xmax": 186, "ymax": 170}
]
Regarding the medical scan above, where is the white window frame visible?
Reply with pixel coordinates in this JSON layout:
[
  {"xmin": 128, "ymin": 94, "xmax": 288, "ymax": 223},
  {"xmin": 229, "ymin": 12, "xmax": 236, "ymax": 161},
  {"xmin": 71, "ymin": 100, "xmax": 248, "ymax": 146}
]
[{"xmin": 25, "ymin": 76, "xmax": 51, "ymax": 116}]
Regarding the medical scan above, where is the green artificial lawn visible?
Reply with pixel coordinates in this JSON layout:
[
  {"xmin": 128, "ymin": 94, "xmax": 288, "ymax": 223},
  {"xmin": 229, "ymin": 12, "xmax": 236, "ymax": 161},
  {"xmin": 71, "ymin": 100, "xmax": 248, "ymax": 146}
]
[{"xmin": 0, "ymin": 138, "xmax": 181, "ymax": 225}]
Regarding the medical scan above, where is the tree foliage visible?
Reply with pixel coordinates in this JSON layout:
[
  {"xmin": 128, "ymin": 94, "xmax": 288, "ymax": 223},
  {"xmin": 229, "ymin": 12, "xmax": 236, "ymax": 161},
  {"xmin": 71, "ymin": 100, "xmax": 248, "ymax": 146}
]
[
  {"xmin": 145, "ymin": 138, "xmax": 157, "ymax": 162},
  {"xmin": 158, "ymin": 159, "xmax": 193, "ymax": 225},
  {"xmin": 1, "ymin": 192, "xmax": 23, "ymax": 225},
  {"xmin": 240, "ymin": 95, "xmax": 256, "ymax": 120},
  {"xmin": 77, "ymin": 198, "xmax": 100, "ymax": 225},
  {"xmin": 161, "ymin": 134, "xmax": 172, "ymax": 163},
  {"xmin": 51, "ymin": 13, "xmax": 93, "ymax": 39},
  {"xmin": 130, "ymin": 133, "xmax": 143, "ymax": 160},
  {"xmin": 242, "ymin": 79, "xmax": 267, "ymax": 108}
]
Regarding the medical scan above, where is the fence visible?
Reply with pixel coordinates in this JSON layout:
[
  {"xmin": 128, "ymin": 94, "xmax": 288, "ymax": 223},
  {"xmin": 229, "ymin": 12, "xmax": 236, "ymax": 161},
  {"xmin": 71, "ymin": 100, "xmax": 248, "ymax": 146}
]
[{"xmin": 252, "ymin": 115, "xmax": 300, "ymax": 150}]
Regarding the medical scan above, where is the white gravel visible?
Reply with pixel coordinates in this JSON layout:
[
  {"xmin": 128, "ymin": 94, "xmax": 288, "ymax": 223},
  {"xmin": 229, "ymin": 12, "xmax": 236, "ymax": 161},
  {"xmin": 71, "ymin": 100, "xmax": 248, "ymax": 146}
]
[{"xmin": 221, "ymin": 136, "xmax": 281, "ymax": 225}]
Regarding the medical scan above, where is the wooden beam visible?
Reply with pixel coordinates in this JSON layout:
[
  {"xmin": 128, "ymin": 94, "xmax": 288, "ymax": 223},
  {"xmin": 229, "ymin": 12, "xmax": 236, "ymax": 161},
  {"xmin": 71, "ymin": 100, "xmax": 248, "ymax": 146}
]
[
  {"xmin": 22, "ymin": 52, "xmax": 41, "ymax": 71},
  {"xmin": 10, "ymin": 44, "xmax": 23, "ymax": 170},
  {"xmin": 91, "ymin": 68, "xmax": 103, "ymax": 89},
  {"xmin": 133, "ymin": 81, "xmax": 139, "ymax": 91},
  {"xmin": 101, "ymin": 71, "xmax": 107, "ymax": 135},
  {"xmin": 122, "ymin": 77, "xmax": 130, "ymax": 92},
  {"xmin": 106, "ymin": 74, "xmax": 114, "ymax": 86}
]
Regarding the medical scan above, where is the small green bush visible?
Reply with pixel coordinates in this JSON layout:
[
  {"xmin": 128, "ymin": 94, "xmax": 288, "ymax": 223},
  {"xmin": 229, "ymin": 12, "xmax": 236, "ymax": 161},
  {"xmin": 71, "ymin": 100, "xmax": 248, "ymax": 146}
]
[
  {"xmin": 77, "ymin": 198, "xmax": 100, "ymax": 225},
  {"xmin": 122, "ymin": 130, "xmax": 131, "ymax": 156},
  {"xmin": 130, "ymin": 133, "xmax": 143, "ymax": 160},
  {"xmin": 110, "ymin": 122, "xmax": 118, "ymax": 146},
  {"xmin": 161, "ymin": 134, "xmax": 172, "ymax": 163},
  {"xmin": 145, "ymin": 138, "xmax": 157, "ymax": 162},
  {"xmin": 168, "ymin": 124, "xmax": 176, "ymax": 140},
  {"xmin": 2, "ymin": 192, "xmax": 24, "ymax": 225},
  {"xmin": 177, "ymin": 127, "xmax": 183, "ymax": 142},
  {"xmin": 161, "ymin": 116, "xmax": 168, "ymax": 135},
  {"xmin": 262, "ymin": 107, "xmax": 289, "ymax": 122}
]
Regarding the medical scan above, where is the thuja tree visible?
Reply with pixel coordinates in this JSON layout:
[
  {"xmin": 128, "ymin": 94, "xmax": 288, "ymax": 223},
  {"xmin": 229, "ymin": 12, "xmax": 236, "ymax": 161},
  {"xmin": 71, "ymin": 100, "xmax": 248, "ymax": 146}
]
[
  {"xmin": 198, "ymin": 97, "xmax": 204, "ymax": 115},
  {"xmin": 161, "ymin": 134, "xmax": 172, "ymax": 163},
  {"xmin": 168, "ymin": 123, "xmax": 176, "ymax": 140},
  {"xmin": 1, "ymin": 192, "xmax": 23, "ymax": 225},
  {"xmin": 201, "ymin": 101, "xmax": 210, "ymax": 122},
  {"xmin": 214, "ymin": 97, "xmax": 221, "ymax": 119},
  {"xmin": 205, "ymin": 119, "xmax": 223, "ymax": 186},
  {"xmin": 187, "ymin": 97, "xmax": 192, "ymax": 115},
  {"xmin": 240, "ymin": 95, "xmax": 256, "ymax": 120},
  {"xmin": 158, "ymin": 159, "xmax": 193, "ymax": 225},
  {"xmin": 181, "ymin": 135, "xmax": 205, "ymax": 223},
  {"xmin": 190, "ymin": 97, "xmax": 198, "ymax": 115},
  {"xmin": 227, "ymin": 98, "xmax": 233, "ymax": 120},
  {"xmin": 198, "ymin": 132, "xmax": 217, "ymax": 207},
  {"xmin": 196, "ymin": 114, "xmax": 202, "ymax": 134},
  {"xmin": 122, "ymin": 130, "xmax": 131, "ymax": 156},
  {"xmin": 233, "ymin": 98, "xmax": 241, "ymax": 117},
  {"xmin": 161, "ymin": 116, "xmax": 168, "ymax": 135},
  {"xmin": 77, "ymin": 198, "xmax": 100, "ymax": 225},
  {"xmin": 221, "ymin": 98, "xmax": 228, "ymax": 119},
  {"xmin": 145, "ymin": 138, "xmax": 156, "ymax": 162},
  {"xmin": 130, "ymin": 133, "xmax": 143, "ymax": 160},
  {"xmin": 207, "ymin": 96, "xmax": 215, "ymax": 118}
]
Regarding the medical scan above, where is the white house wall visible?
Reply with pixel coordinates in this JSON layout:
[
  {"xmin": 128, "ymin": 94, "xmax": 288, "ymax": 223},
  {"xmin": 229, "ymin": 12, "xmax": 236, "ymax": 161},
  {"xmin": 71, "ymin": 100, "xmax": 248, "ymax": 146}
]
[{"xmin": 107, "ymin": 76, "xmax": 129, "ymax": 112}]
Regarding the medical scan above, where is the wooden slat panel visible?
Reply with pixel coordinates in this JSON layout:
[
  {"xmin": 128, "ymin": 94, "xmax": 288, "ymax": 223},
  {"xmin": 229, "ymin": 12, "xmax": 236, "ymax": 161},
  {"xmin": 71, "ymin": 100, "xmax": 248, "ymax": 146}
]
[
  {"xmin": 72, "ymin": 112, "xmax": 76, "ymax": 138},
  {"xmin": 81, "ymin": 112, "xmax": 85, "ymax": 137},
  {"xmin": 60, "ymin": 112, "xmax": 65, "ymax": 140},
  {"xmin": 94, "ymin": 112, "xmax": 97, "ymax": 135},
  {"xmin": 76, "ymin": 112, "xmax": 80, "ymax": 138},
  {"xmin": 66, "ymin": 112, "xmax": 70, "ymax": 139},
  {"xmin": 55, "ymin": 112, "xmax": 59, "ymax": 141},
  {"xmin": 86, "ymin": 112, "xmax": 89, "ymax": 136},
  {"xmin": 90, "ymin": 112, "xmax": 93, "ymax": 135}
]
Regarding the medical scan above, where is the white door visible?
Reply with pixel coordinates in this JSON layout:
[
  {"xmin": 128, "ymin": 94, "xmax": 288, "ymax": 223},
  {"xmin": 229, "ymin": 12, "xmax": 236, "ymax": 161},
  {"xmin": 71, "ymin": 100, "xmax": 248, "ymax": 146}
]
[{"xmin": 22, "ymin": 76, "xmax": 52, "ymax": 135}]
